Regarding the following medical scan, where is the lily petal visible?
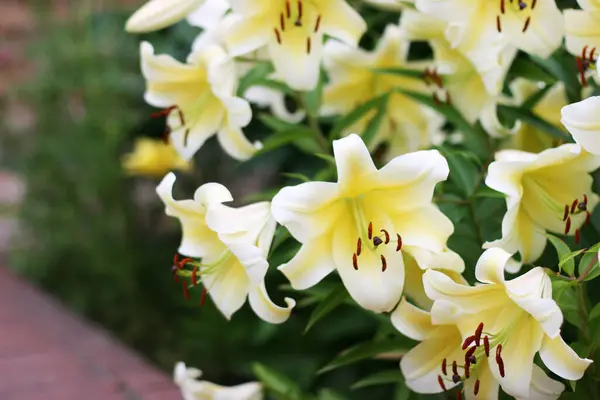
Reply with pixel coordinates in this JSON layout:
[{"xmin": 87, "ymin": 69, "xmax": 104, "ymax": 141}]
[
  {"xmin": 277, "ymin": 236, "xmax": 336, "ymax": 290},
  {"xmin": 475, "ymin": 247, "xmax": 510, "ymax": 285},
  {"xmin": 525, "ymin": 364, "xmax": 565, "ymax": 400},
  {"xmin": 248, "ymin": 281, "xmax": 296, "ymax": 324},
  {"xmin": 186, "ymin": 0, "xmax": 229, "ymax": 29},
  {"xmin": 564, "ymin": 9, "xmax": 600, "ymax": 56},
  {"xmin": 390, "ymin": 297, "xmax": 433, "ymax": 340},
  {"xmin": 203, "ymin": 256, "xmax": 250, "ymax": 320},
  {"xmin": 333, "ymin": 133, "xmax": 378, "ymax": 196},
  {"xmin": 126, "ymin": 0, "xmax": 205, "ymax": 33},
  {"xmin": 539, "ymin": 334, "xmax": 593, "ymax": 380},
  {"xmin": 319, "ymin": 0, "xmax": 367, "ymax": 45},
  {"xmin": 561, "ymin": 96, "xmax": 600, "ymax": 155},
  {"xmin": 217, "ymin": 125, "xmax": 261, "ymax": 161}
]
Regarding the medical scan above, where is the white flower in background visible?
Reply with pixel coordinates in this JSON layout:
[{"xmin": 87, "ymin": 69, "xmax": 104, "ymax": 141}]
[
  {"xmin": 174, "ymin": 362, "xmax": 263, "ymax": 400},
  {"xmin": 125, "ymin": 0, "xmax": 206, "ymax": 33},
  {"xmin": 564, "ymin": 0, "xmax": 600, "ymax": 57},
  {"xmin": 484, "ymin": 144, "xmax": 600, "ymax": 266},
  {"xmin": 400, "ymin": 247, "xmax": 592, "ymax": 399},
  {"xmin": 245, "ymin": 86, "xmax": 306, "ymax": 124},
  {"xmin": 562, "ymin": 96, "xmax": 600, "ymax": 155},
  {"xmin": 225, "ymin": 0, "xmax": 366, "ymax": 90},
  {"xmin": 363, "ymin": 0, "xmax": 410, "ymax": 11},
  {"xmin": 415, "ymin": 0, "xmax": 563, "ymax": 68},
  {"xmin": 141, "ymin": 42, "xmax": 261, "ymax": 161},
  {"xmin": 322, "ymin": 24, "xmax": 444, "ymax": 158},
  {"xmin": 157, "ymin": 173, "xmax": 295, "ymax": 323},
  {"xmin": 271, "ymin": 134, "xmax": 461, "ymax": 312},
  {"xmin": 187, "ymin": 0, "xmax": 230, "ymax": 30}
]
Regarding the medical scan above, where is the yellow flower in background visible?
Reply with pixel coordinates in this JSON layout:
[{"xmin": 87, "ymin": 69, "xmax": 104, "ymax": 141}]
[
  {"xmin": 322, "ymin": 24, "xmax": 444, "ymax": 158},
  {"xmin": 174, "ymin": 362, "xmax": 263, "ymax": 400},
  {"xmin": 484, "ymin": 144, "xmax": 600, "ymax": 266},
  {"xmin": 141, "ymin": 42, "xmax": 261, "ymax": 161},
  {"xmin": 564, "ymin": 0, "xmax": 600, "ymax": 57},
  {"xmin": 157, "ymin": 173, "xmax": 295, "ymax": 323},
  {"xmin": 122, "ymin": 138, "xmax": 191, "ymax": 178},
  {"xmin": 125, "ymin": 0, "xmax": 205, "ymax": 33},
  {"xmin": 225, "ymin": 0, "xmax": 366, "ymax": 91},
  {"xmin": 562, "ymin": 96, "xmax": 600, "ymax": 155},
  {"xmin": 271, "ymin": 134, "xmax": 461, "ymax": 313}
]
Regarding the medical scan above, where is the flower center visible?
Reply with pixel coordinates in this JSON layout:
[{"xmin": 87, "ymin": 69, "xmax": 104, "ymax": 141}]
[
  {"xmin": 562, "ymin": 194, "xmax": 591, "ymax": 244},
  {"xmin": 348, "ymin": 199, "xmax": 402, "ymax": 272},
  {"xmin": 171, "ymin": 251, "xmax": 232, "ymax": 305},
  {"xmin": 272, "ymin": 0, "xmax": 322, "ymax": 54},
  {"xmin": 577, "ymin": 46, "xmax": 597, "ymax": 87},
  {"xmin": 496, "ymin": 0, "xmax": 536, "ymax": 33}
]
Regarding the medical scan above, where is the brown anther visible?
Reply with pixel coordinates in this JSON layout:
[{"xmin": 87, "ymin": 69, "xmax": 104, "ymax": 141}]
[
  {"xmin": 174, "ymin": 274, "xmax": 180, "ymax": 283},
  {"xmin": 462, "ymin": 335, "xmax": 476, "ymax": 350},
  {"xmin": 373, "ymin": 236, "xmax": 383, "ymax": 246},
  {"xmin": 465, "ymin": 346, "xmax": 476, "ymax": 362},
  {"xmin": 452, "ymin": 360, "xmax": 458, "ymax": 376},
  {"xmin": 442, "ymin": 358, "xmax": 447, "ymax": 375},
  {"xmin": 522, "ymin": 16, "xmax": 531, "ymax": 32},
  {"xmin": 496, "ymin": 343, "xmax": 502, "ymax": 359},
  {"xmin": 182, "ymin": 281, "xmax": 190, "ymax": 300},
  {"xmin": 445, "ymin": 92, "xmax": 452, "ymax": 105},
  {"xmin": 352, "ymin": 253, "xmax": 358, "ymax": 270},
  {"xmin": 274, "ymin": 28, "xmax": 282, "ymax": 44},
  {"xmin": 381, "ymin": 229, "xmax": 390, "ymax": 244},
  {"xmin": 192, "ymin": 266, "xmax": 198, "ymax": 286},
  {"xmin": 563, "ymin": 204, "xmax": 569, "ymax": 221},
  {"xmin": 457, "ymin": 390, "xmax": 463, "ymax": 400},
  {"xmin": 356, "ymin": 238, "xmax": 362, "ymax": 256},
  {"xmin": 314, "ymin": 15, "xmax": 321, "ymax": 32},
  {"xmin": 200, "ymin": 287, "xmax": 207, "ymax": 306},
  {"xmin": 280, "ymin": 13, "xmax": 285, "ymax": 31},
  {"xmin": 500, "ymin": 0, "xmax": 505, "ymax": 14},
  {"xmin": 297, "ymin": 0, "xmax": 303, "ymax": 19},
  {"xmin": 183, "ymin": 129, "xmax": 191, "ymax": 147},
  {"xmin": 584, "ymin": 194, "xmax": 589, "ymax": 205},
  {"xmin": 474, "ymin": 379, "xmax": 480, "ymax": 395},
  {"xmin": 452, "ymin": 374, "xmax": 461, "ymax": 384},
  {"xmin": 381, "ymin": 254, "xmax": 387, "ymax": 272},
  {"xmin": 433, "ymin": 92, "xmax": 441, "ymax": 105},
  {"xmin": 576, "ymin": 229, "xmax": 581, "ymax": 245},
  {"xmin": 565, "ymin": 217, "xmax": 572, "ymax": 235},
  {"xmin": 586, "ymin": 211, "xmax": 592, "ymax": 226},
  {"xmin": 368, "ymin": 222, "xmax": 373, "ymax": 239},
  {"xmin": 306, "ymin": 37, "xmax": 311, "ymax": 54},
  {"xmin": 474, "ymin": 323, "xmax": 483, "ymax": 346},
  {"xmin": 178, "ymin": 258, "xmax": 194, "ymax": 268},
  {"xmin": 577, "ymin": 57, "xmax": 588, "ymax": 87},
  {"xmin": 571, "ymin": 199, "xmax": 579, "ymax": 214},
  {"xmin": 464, "ymin": 360, "xmax": 470, "ymax": 379},
  {"xmin": 484, "ymin": 336, "xmax": 490, "ymax": 357},
  {"xmin": 396, "ymin": 234, "xmax": 403, "ymax": 252},
  {"xmin": 531, "ymin": 0, "xmax": 537, "ymax": 8},
  {"xmin": 496, "ymin": 15, "xmax": 502, "ymax": 32},
  {"xmin": 498, "ymin": 357, "xmax": 505, "ymax": 377},
  {"xmin": 438, "ymin": 375, "xmax": 447, "ymax": 391},
  {"xmin": 286, "ymin": 0, "xmax": 291, "ymax": 17}
]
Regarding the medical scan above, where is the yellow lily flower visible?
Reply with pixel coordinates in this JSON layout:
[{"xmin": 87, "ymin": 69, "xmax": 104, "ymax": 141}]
[
  {"xmin": 157, "ymin": 173, "xmax": 295, "ymax": 322},
  {"xmin": 394, "ymin": 248, "xmax": 592, "ymax": 399},
  {"xmin": 322, "ymin": 24, "xmax": 444, "ymax": 158},
  {"xmin": 141, "ymin": 42, "xmax": 261, "ymax": 161},
  {"xmin": 415, "ymin": 0, "xmax": 563, "ymax": 66},
  {"xmin": 562, "ymin": 96, "xmax": 600, "ymax": 155},
  {"xmin": 122, "ymin": 138, "xmax": 191, "ymax": 178},
  {"xmin": 174, "ymin": 362, "xmax": 263, "ymax": 400},
  {"xmin": 484, "ymin": 144, "xmax": 600, "ymax": 266},
  {"xmin": 564, "ymin": 0, "xmax": 600, "ymax": 57},
  {"xmin": 271, "ymin": 134, "xmax": 462, "ymax": 313},
  {"xmin": 225, "ymin": 0, "xmax": 366, "ymax": 90},
  {"xmin": 125, "ymin": 0, "xmax": 205, "ymax": 33}
]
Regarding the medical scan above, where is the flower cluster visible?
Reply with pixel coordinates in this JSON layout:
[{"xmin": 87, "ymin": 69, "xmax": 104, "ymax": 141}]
[{"xmin": 122, "ymin": 0, "xmax": 600, "ymax": 398}]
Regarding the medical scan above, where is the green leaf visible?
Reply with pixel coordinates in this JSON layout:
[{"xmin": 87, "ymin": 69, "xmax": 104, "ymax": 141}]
[
  {"xmin": 302, "ymin": 69, "xmax": 324, "ymax": 117},
  {"xmin": 497, "ymin": 105, "xmax": 570, "ymax": 141},
  {"xmin": 473, "ymin": 185, "xmax": 505, "ymax": 199},
  {"xmin": 578, "ymin": 243, "xmax": 600, "ymax": 281},
  {"xmin": 259, "ymin": 113, "xmax": 299, "ymax": 132},
  {"xmin": 317, "ymin": 389, "xmax": 348, "ymax": 400},
  {"xmin": 522, "ymin": 85, "xmax": 553, "ymax": 110},
  {"xmin": 281, "ymin": 172, "xmax": 311, "ymax": 182},
  {"xmin": 370, "ymin": 67, "xmax": 425, "ymax": 80},
  {"xmin": 237, "ymin": 61, "xmax": 273, "ymax": 96},
  {"xmin": 313, "ymin": 152, "xmax": 336, "ymax": 165},
  {"xmin": 439, "ymin": 147, "xmax": 479, "ymax": 197},
  {"xmin": 547, "ymin": 234, "xmax": 575, "ymax": 276},
  {"xmin": 329, "ymin": 94, "xmax": 388, "ymax": 140},
  {"xmin": 305, "ymin": 286, "xmax": 349, "ymax": 333},
  {"xmin": 351, "ymin": 370, "xmax": 404, "ymax": 389},
  {"xmin": 559, "ymin": 249, "xmax": 586, "ymax": 272},
  {"xmin": 319, "ymin": 338, "xmax": 414, "ymax": 373},
  {"xmin": 508, "ymin": 56, "xmax": 556, "ymax": 85},
  {"xmin": 530, "ymin": 50, "xmax": 581, "ymax": 103},
  {"xmin": 269, "ymin": 226, "xmax": 291, "ymax": 256},
  {"xmin": 257, "ymin": 128, "xmax": 316, "ymax": 154},
  {"xmin": 589, "ymin": 302, "xmax": 600, "ymax": 322},
  {"xmin": 361, "ymin": 95, "xmax": 389, "ymax": 147},
  {"xmin": 252, "ymin": 363, "xmax": 303, "ymax": 400}
]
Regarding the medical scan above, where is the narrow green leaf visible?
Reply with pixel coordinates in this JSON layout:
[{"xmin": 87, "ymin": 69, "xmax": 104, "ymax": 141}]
[
  {"xmin": 252, "ymin": 78, "xmax": 295, "ymax": 96},
  {"xmin": 508, "ymin": 56, "xmax": 556, "ymax": 85},
  {"xmin": 237, "ymin": 61, "xmax": 273, "ymax": 96},
  {"xmin": 252, "ymin": 363, "xmax": 303, "ymax": 400},
  {"xmin": 589, "ymin": 302, "xmax": 600, "ymax": 322},
  {"xmin": 530, "ymin": 50, "xmax": 581, "ymax": 103},
  {"xmin": 281, "ymin": 172, "xmax": 311, "ymax": 182},
  {"xmin": 361, "ymin": 95, "xmax": 389, "ymax": 147},
  {"xmin": 319, "ymin": 338, "xmax": 414, "ymax": 373},
  {"xmin": 302, "ymin": 69, "xmax": 324, "ymax": 117},
  {"xmin": 257, "ymin": 128, "xmax": 315, "ymax": 154},
  {"xmin": 329, "ymin": 94, "xmax": 387, "ymax": 140},
  {"xmin": 522, "ymin": 85, "xmax": 553, "ymax": 110},
  {"xmin": 351, "ymin": 370, "xmax": 404, "ymax": 389},
  {"xmin": 559, "ymin": 249, "xmax": 586, "ymax": 271},
  {"xmin": 547, "ymin": 234, "xmax": 575, "ymax": 275},
  {"xmin": 497, "ymin": 106, "xmax": 570, "ymax": 141},
  {"xmin": 440, "ymin": 147, "xmax": 479, "ymax": 197},
  {"xmin": 305, "ymin": 286, "xmax": 349, "ymax": 333},
  {"xmin": 578, "ymin": 243, "xmax": 600, "ymax": 281},
  {"xmin": 313, "ymin": 153, "xmax": 336, "ymax": 165},
  {"xmin": 259, "ymin": 113, "xmax": 298, "ymax": 132},
  {"xmin": 317, "ymin": 389, "xmax": 348, "ymax": 400},
  {"xmin": 473, "ymin": 185, "xmax": 505, "ymax": 199}
]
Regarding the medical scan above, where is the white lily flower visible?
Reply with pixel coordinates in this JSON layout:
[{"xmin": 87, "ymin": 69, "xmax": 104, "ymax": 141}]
[
  {"xmin": 187, "ymin": 0, "xmax": 230, "ymax": 30},
  {"xmin": 157, "ymin": 173, "xmax": 295, "ymax": 323},
  {"xmin": 174, "ymin": 362, "xmax": 262, "ymax": 400},
  {"xmin": 322, "ymin": 24, "xmax": 444, "ymax": 158},
  {"xmin": 126, "ymin": 0, "xmax": 206, "ymax": 33},
  {"xmin": 564, "ymin": 0, "xmax": 600, "ymax": 57},
  {"xmin": 484, "ymin": 144, "xmax": 600, "ymax": 266},
  {"xmin": 141, "ymin": 42, "xmax": 261, "ymax": 161},
  {"xmin": 562, "ymin": 96, "xmax": 600, "ymax": 155},
  {"xmin": 225, "ymin": 0, "xmax": 366, "ymax": 90},
  {"xmin": 415, "ymin": 0, "xmax": 563, "ymax": 67},
  {"xmin": 400, "ymin": 247, "xmax": 592, "ymax": 399},
  {"xmin": 271, "ymin": 134, "xmax": 460, "ymax": 313}
]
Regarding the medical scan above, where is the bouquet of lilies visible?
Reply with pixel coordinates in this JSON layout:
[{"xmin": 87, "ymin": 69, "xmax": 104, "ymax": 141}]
[{"xmin": 123, "ymin": 0, "xmax": 600, "ymax": 398}]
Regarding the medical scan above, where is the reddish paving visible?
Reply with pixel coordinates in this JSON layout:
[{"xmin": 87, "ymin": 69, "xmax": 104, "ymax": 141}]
[{"xmin": 0, "ymin": 267, "xmax": 181, "ymax": 400}]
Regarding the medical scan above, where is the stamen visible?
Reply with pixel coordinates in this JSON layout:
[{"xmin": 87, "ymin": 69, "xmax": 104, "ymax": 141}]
[
  {"xmin": 353, "ymin": 253, "xmax": 359, "ymax": 270},
  {"xmin": 438, "ymin": 375, "xmax": 447, "ymax": 391},
  {"xmin": 464, "ymin": 360, "xmax": 470, "ymax": 378},
  {"xmin": 442, "ymin": 358, "xmax": 447, "ymax": 375},
  {"xmin": 586, "ymin": 211, "xmax": 591, "ymax": 226},
  {"xmin": 161, "ymin": 126, "xmax": 171, "ymax": 144},
  {"xmin": 357, "ymin": 238, "xmax": 362, "ymax": 256},
  {"xmin": 484, "ymin": 336, "xmax": 490, "ymax": 357},
  {"xmin": 184, "ymin": 129, "xmax": 190, "ymax": 147},
  {"xmin": 462, "ymin": 335, "xmax": 476, "ymax": 350},
  {"xmin": 314, "ymin": 15, "xmax": 321, "ymax": 33},
  {"xmin": 500, "ymin": 0, "xmax": 505, "ymax": 13},
  {"xmin": 522, "ymin": 16, "xmax": 531, "ymax": 33},
  {"xmin": 280, "ymin": 13, "xmax": 285, "ymax": 31},
  {"xmin": 518, "ymin": 1, "xmax": 527, "ymax": 10},
  {"xmin": 496, "ymin": 344, "xmax": 502, "ymax": 359},
  {"xmin": 465, "ymin": 346, "xmax": 476, "ymax": 362},
  {"xmin": 474, "ymin": 323, "xmax": 483, "ymax": 346},
  {"xmin": 474, "ymin": 380, "xmax": 480, "ymax": 395},
  {"xmin": 396, "ymin": 234, "xmax": 402, "ymax": 251},
  {"xmin": 297, "ymin": 0, "xmax": 303, "ymax": 19},
  {"xmin": 531, "ymin": 0, "xmax": 536, "ymax": 8},
  {"xmin": 563, "ymin": 205, "xmax": 569, "ymax": 221},
  {"xmin": 192, "ymin": 266, "xmax": 198, "ymax": 286},
  {"xmin": 565, "ymin": 217, "xmax": 571, "ymax": 235},
  {"xmin": 306, "ymin": 37, "xmax": 311, "ymax": 54},
  {"xmin": 368, "ymin": 222, "xmax": 373, "ymax": 239},
  {"xmin": 496, "ymin": 16, "xmax": 502, "ymax": 32},
  {"xmin": 373, "ymin": 236, "xmax": 383, "ymax": 247},
  {"xmin": 381, "ymin": 254, "xmax": 387, "ymax": 272},
  {"xmin": 498, "ymin": 357, "xmax": 505, "ymax": 377},
  {"xmin": 571, "ymin": 199, "xmax": 579, "ymax": 214},
  {"xmin": 452, "ymin": 360, "xmax": 458, "ymax": 376},
  {"xmin": 452, "ymin": 374, "xmax": 461, "ymax": 384},
  {"xmin": 575, "ymin": 229, "xmax": 581, "ymax": 244},
  {"xmin": 381, "ymin": 229, "xmax": 390, "ymax": 244},
  {"xmin": 200, "ymin": 287, "xmax": 207, "ymax": 306},
  {"xmin": 457, "ymin": 390, "xmax": 463, "ymax": 400},
  {"xmin": 286, "ymin": 0, "xmax": 291, "ymax": 18},
  {"xmin": 182, "ymin": 281, "xmax": 190, "ymax": 300},
  {"xmin": 274, "ymin": 28, "xmax": 282, "ymax": 44},
  {"xmin": 577, "ymin": 57, "xmax": 588, "ymax": 87}
]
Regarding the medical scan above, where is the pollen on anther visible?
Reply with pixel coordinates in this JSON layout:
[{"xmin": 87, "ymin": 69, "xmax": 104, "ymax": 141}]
[
  {"xmin": 462, "ymin": 335, "xmax": 475, "ymax": 350},
  {"xmin": 498, "ymin": 357, "xmax": 505, "ymax": 378},
  {"xmin": 438, "ymin": 375, "xmax": 447, "ymax": 391},
  {"xmin": 500, "ymin": 0, "xmax": 505, "ymax": 14},
  {"xmin": 353, "ymin": 253, "xmax": 358, "ymax": 270},
  {"xmin": 182, "ymin": 281, "xmax": 190, "ymax": 300},
  {"xmin": 280, "ymin": 13, "xmax": 285, "ymax": 31},
  {"xmin": 274, "ymin": 28, "xmax": 282, "ymax": 44},
  {"xmin": 496, "ymin": 15, "xmax": 502, "ymax": 32},
  {"xmin": 314, "ymin": 15, "xmax": 321, "ymax": 32},
  {"xmin": 306, "ymin": 37, "xmax": 311, "ymax": 54},
  {"xmin": 565, "ymin": 216, "xmax": 572, "ymax": 235},
  {"xmin": 571, "ymin": 199, "xmax": 579, "ymax": 214},
  {"xmin": 381, "ymin": 254, "xmax": 387, "ymax": 272},
  {"xmin": 368, "ymin": 222, "xmax": 373, "ymax": 239},
  {"xmin": 563, "ymin": 204, "xmax": 569, "ymax": 221},
  {"xmin": 464, "ymin": 361, "xmax": 470, "ymax": 378},
  {"xmin": 457, "ymin": 390, "xmax": 463, "ymax": 400},
  {"xmin": 474, "ymin": 322, "xmax": 483, "ymax": 346},
  {"xmin": 484, "ymin": 336, "xmax": 490, "ymax": 357},
  {"xmin": 452, "ymin": 360, "xmax": 458, "ymax": 375},
  {"xmin": 357, "ymin": 238, "xmax": 362, "ymax": 256},
  {"xmin": 441, "ymin": 358, "xmax": 447, "ymax": 375},
  {"xmin": 586, "ymin": 211, "xmax": 592, "ymax": 226},
  {"xmin": 396, "ymin": 234, "xmax": 403, "ymax": 252},
  {"xmin": 474, "ymin": 379, "xmax": 480, "ymax": 395},
  {"xmin": 575, "ymin": 229, "xmax": 581, "ymax": 244},
  {"xmin": 381, "ymin": 229, "xmax": 390, "ymax": 244}
]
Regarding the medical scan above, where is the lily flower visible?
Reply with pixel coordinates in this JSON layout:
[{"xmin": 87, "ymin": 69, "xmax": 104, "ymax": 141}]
[
  {"xmin": 484, "ymin": 144, "xmax": 600, "ymax": 266},
  {"xmin": 125, "ymin": 0, "xmax": 206, "ymax": 33},
  {"xmin": 122, "ymin": 138, "xmax": 191, "ymax": 178},
  {"xmin": 415, "ymin": 0, "xmax": 563, "ymax": 68},
  {"xmin": 157, "ymin": 173, "xmax": 295, "ymax": 323},
  {"xmin": 564, "ymin": 0, "xmax": 600, "ymax": 57},
  {"xmin": 561, "ymin": 96, "xmax": 600, "ymax": 155},
  {"xmin": 271, "ymin": 134, "xmax": 460, "ymax": 313},
  {"xmin": 363, "ymin": 0, "xmax": 410, "ymax": 11},
  {"xmin": 186, "ymin": 0, "xmax": 230, "ymax": 31},
  {"xmin": 322, "ymin": 24, "xmax": 444, "ymax": 158},
  {"xmin": 174, "ymin": 362, "xmax": 263, "ymax": 400},
  {"xmin": 405, "ymin": 247, "xmax": 592, "ymax": 399},
  {"xmin": 141, "ymin": 42, "xmax": 261, "ymax": 161},
  {"xmin": 225, "ymin": 0, "xmax": 366, "ymax": 90}
]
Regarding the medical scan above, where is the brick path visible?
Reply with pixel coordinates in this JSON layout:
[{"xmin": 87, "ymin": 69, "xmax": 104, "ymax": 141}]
[{"xmin": 0, "ymin": 267, "xmax": 181, "ymax": 400}]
